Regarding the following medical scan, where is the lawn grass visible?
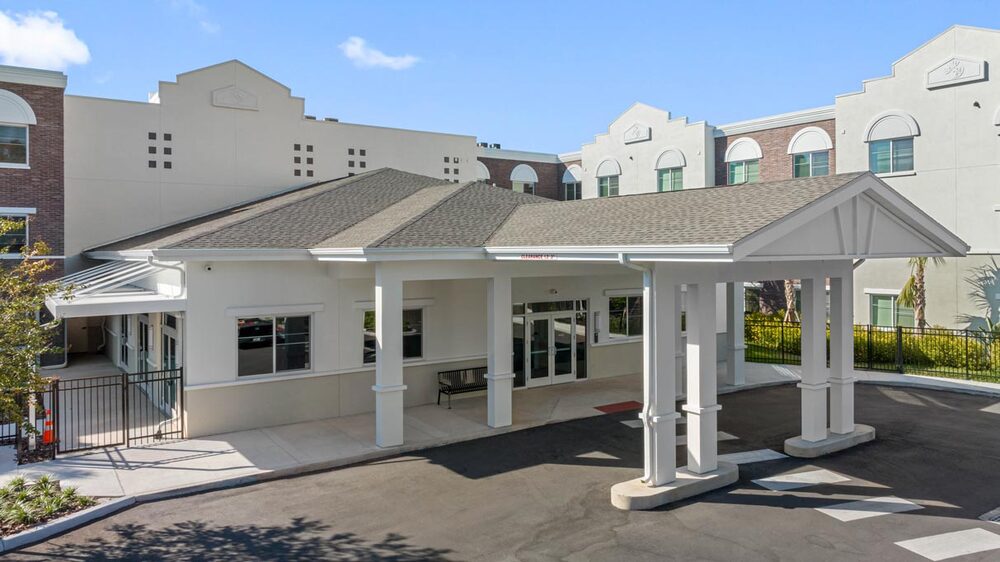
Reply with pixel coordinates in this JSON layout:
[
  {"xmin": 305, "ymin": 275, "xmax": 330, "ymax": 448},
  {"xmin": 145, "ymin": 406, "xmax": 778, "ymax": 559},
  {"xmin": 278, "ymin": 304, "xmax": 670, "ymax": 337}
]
[{"xmin": 0, "ymin": 475, "xmax": 95, "ymax": 536}]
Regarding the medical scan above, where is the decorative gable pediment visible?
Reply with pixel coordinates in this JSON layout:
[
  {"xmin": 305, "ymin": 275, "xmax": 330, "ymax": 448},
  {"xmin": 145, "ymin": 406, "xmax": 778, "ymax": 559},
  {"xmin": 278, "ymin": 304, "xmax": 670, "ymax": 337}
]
[
  {"xmin": 211, "ymin": 85, "xmax": 259, "ymax": 111},
  {"xmin": 926, "ymin": 57, "xmax": 987, "ymax": 89},
  {"xmin": 623, "ymin": 123, "xmax": 651, "ymax": 144}
]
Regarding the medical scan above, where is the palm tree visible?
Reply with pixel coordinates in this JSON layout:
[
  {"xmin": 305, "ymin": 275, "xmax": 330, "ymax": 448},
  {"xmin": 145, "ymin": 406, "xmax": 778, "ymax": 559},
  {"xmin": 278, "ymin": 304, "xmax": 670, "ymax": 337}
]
[
  {"xmin": 782, "ymin": 280, "xmax": 799, "ymax": 322},
  {"xmin": 898, "ymin": 257, "xmax": 945, "ymax": 330}
]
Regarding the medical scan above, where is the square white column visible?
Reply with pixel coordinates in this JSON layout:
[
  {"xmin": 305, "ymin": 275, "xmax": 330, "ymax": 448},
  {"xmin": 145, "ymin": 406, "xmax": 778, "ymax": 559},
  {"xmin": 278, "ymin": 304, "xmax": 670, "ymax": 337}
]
[
  {"xmin": 374, "ymin": 265, "xmax": 406, "ymax": 448},
  {"xmin": 829, "ymin": 275, "xmax": 855, "ymax": 435},
  {"xmin": 486, "ymin": 276, "xmax": 514, "ymax": 428},
  {"xmin": 683, "ymin": 281, "xmax": 720, "ymax": 475},
  {"xmin": 799, "ymin": 277, "xmax": 829, "ymax": 443},
  {"xmin": 725, "ymin": 282, "xmax": 746, "ymax": 387},
  {"xmin": 641, "ymin": 265, "xmax": 681, "ymax": 487}
]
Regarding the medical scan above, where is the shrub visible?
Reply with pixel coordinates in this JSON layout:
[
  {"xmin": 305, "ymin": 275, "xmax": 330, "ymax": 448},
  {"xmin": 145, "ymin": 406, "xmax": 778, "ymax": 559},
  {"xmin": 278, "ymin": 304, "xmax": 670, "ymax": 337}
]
[{"xmin": 0, "ymin": 474, "xmax": 95, "ymax": 536}]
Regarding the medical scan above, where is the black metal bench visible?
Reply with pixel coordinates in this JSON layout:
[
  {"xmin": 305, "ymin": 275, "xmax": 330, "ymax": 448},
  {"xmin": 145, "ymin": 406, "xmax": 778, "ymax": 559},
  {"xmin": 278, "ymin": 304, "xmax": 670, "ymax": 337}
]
[{"xmin": 437, "ymin": 366, "xmax": 488, "ymax": 408}]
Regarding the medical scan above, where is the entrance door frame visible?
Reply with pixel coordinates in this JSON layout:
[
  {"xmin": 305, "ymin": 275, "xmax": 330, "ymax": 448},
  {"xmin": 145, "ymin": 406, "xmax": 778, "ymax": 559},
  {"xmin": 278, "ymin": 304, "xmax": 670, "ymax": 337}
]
[{"xmin": 523, "ymin": 310, "xmax": 578, "ymax": 387}]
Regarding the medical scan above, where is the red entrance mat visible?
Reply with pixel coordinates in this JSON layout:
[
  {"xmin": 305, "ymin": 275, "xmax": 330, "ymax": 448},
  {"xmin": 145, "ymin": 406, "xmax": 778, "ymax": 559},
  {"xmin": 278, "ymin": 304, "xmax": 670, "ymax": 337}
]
[{"xmin": 594, "ymin": 400, "xmax": 643, "ymax": 414}]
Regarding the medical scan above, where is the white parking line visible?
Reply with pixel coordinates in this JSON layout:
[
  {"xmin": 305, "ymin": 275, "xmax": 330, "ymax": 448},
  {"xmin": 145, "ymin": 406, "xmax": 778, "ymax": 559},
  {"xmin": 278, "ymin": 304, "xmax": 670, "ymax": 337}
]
[
  {"xmin": 895, "ymin": 528, "xmax": 1000, "ymax": 561},
  {"xmin": 816, "ymin": 496, "xmax": 923, "ymax": 522},
  {"xmin": 718, "ymin": 449, "xmax": 788, "ymax": 465},
  {"xmin": 753, "ymin": 469, "xmax": 849, "ymax": 491},
  {"xmin": 620, "ymin": 419, "xmax": 643, "ymax": 428}
]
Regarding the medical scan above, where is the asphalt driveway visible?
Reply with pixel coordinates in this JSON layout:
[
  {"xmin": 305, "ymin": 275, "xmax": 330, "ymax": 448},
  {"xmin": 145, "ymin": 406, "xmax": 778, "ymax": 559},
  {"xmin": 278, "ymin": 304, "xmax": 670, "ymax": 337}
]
[{"xmin": 8, "ymin": 384, "xmax": 1000, "ymax": 561}]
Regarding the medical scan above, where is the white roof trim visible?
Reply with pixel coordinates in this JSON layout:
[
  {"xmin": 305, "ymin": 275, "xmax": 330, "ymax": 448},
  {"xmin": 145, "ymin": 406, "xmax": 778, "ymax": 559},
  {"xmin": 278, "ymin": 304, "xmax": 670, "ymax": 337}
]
[
  {"xmin": 0, "ymin": 65, "xmax": 66, "ymax": 89},
  {"xmin": 596, "ymin": 159, "xmax": 622, "ymax": 177},
  {"xmin": 715, "ymin": 105, "xmax": 835, "ymax": 136},
  {"xmin": 510, "ymin": 163, "xmax": 538, "ymax": 183},
  {"xmin": 865, "ymin": 110, "xmax": 920, "ymax": 142},
  {"xmin": 655, "ymin": 148, "xmax": 687, "ymax": 169},
  {"xmin": 0, "ymin": 89, "xmax": 37, "ymax": 125},
  {"xmin": 787, "ymin": 126, "xmax": 834, "ymax": 154},
  {"xmin": 724, "ymin": 137, "xmax": 763, "ymax": 162}
]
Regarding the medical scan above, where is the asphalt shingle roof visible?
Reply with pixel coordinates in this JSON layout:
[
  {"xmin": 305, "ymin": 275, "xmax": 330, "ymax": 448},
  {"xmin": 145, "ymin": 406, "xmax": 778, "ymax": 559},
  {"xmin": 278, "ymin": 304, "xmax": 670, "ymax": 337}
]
[{"xmin": 91, "ymin": 169, "xmax": 867, "ymax": 253}]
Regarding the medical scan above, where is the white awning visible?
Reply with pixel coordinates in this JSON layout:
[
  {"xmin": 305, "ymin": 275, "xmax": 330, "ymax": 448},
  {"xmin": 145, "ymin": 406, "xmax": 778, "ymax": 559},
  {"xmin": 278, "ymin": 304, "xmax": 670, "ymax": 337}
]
[{"xmin": 46, "ymin": 260, "xmax": 185, "ymax": 318}]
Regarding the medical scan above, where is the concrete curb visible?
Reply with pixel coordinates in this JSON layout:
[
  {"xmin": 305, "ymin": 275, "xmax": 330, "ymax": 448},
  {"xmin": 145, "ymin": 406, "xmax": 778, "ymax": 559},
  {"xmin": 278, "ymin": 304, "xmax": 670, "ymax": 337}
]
[
  {"xmin": 0, "ymin": 496, "xmax": 136, "ymax": 553},
  {"xmin": 855, "ymin": 372, "xmax": 1000, "ymax": 397}
]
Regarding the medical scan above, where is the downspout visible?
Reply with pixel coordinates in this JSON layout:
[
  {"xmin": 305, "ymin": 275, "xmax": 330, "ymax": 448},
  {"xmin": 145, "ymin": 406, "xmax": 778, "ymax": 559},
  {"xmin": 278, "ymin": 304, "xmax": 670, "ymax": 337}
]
[
  {"xmin": 147, "ymin": 257, "xmax": 186, "ymax": 298},
  {"xmin": 619, "ymin": 253, "xmax": 658, "ymax": 483},
  {"xmin": 853, "ymin": 259, "xmax": 866, "ymax": 270}
]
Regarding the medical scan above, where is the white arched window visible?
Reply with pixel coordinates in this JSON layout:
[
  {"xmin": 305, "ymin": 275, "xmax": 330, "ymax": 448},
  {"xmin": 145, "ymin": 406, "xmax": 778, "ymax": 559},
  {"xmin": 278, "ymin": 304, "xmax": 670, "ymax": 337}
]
[
  {"xmin": 475, "ymin": 160, "xmax": 491, "ymax": 182},
  {"xmin": 787, "ymin": 126, "xmax": 833, "ymax": 178},
  {"xmin": 0, "ymin": 89, "xmax": 36, "ymax": 168},
  {"xmin": 865, "ymin": 110, "xmax": 919, "ymax": 174},
  {"xmin": 562, "ymin": 165, "xmax": 583, "ymax": 200},
  {"xmin": 724, "ymin": 137, "xmax": 762, "ymax": 185},
  {"xmin": 596, "ymin": 159, "xmax": 621, "ymax": 197},
  {"xmin": 654, "ymin": 148, "xmax": 686, "ymax": 192},
  {"xmin": 510, "ymin": 163, "xmax": 537, "ymax": 194}
]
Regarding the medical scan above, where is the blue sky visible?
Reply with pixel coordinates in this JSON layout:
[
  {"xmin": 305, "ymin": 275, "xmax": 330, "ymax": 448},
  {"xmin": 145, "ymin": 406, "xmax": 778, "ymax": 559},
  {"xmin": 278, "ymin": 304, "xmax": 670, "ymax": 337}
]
[{"xmin": 3, "ymin": 1, "xmax": 1000, "ymax": 153}]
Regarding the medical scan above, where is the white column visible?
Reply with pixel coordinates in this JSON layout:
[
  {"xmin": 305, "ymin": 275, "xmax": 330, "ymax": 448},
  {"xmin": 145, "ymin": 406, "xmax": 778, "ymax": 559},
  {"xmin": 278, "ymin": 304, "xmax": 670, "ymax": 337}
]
[
  {"xmin": 683, "ymin": 281, "xmax": 720, "ymax": 474},
  {"xmin": 374, "ymin": 265, "xmax": 406, "ymax": 448},
  {"xmin": 799, "ymin": 277, "xmax": 829, "ymax": 443},
  {"xmin": 486, "ymin": 276, "xmax": 514, "ymax": 428},
  {"xmin": 829, "ymin": 275, "xmax": 855, "ymax": 435},
  {"xmin": 641, "ymin": 264, "xmax": 681, "ymax": 487},
  {"xmin": 725, "ymin": 282, "xmax": 746, "ymax": 387}
]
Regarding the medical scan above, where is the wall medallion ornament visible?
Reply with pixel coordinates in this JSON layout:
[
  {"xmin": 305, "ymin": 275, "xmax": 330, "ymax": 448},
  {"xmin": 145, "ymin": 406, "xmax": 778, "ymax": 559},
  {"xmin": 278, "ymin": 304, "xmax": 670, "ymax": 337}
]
[
  {"xmin": 212, "ymin": 85, "xmax": 259, "ymax": 110},
  {"xmin": 926, "ymin": 57, "xmax": 987, "ymax": 89},
  {"xmin": 623, "ymin": 123, "xmax": 652, "ymax": 144}
]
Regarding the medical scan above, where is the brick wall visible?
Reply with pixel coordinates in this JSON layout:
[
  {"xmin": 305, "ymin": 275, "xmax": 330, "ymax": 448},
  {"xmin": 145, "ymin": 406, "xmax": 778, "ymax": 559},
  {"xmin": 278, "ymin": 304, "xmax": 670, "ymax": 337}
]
[
  {"xmin": 0, "ymin": 80, "xmax": 64, "ymax": 278},
  {"xmin": 714, "ymin": 119, "xmax": 836, "ymax": 186},
  {"xmin": 478, "ymin": 157, "xmax": 566, "ymax": 200}
]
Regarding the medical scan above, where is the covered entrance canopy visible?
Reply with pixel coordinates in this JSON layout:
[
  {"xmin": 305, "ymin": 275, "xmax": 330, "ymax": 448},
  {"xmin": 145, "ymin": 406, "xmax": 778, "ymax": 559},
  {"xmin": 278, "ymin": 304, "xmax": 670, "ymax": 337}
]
[
  {"xmin": 46, "ymin": 259, "xmax": 186, "ymax": 319},
  {"xmin": 81, "ymin": 168, "xmax": 967, "ymax": 509}
]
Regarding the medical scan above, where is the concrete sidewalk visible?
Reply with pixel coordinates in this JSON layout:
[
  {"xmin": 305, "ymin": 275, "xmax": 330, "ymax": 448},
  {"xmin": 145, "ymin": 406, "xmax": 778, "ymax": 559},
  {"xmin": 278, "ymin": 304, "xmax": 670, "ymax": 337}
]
[{"xmin": 0, "ymin": 365, "xmax": 799, "ymax": 500}]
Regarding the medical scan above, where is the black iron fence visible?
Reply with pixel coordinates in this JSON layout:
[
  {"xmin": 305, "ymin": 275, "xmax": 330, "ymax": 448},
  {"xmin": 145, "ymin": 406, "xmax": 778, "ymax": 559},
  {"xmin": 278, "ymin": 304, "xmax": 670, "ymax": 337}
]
[
  {"xmin": 745, "ymin": 319, "xmax": 1000, "ymax": 383},
  {"xmin": 2, "ymin": 367, "xmax": 183, "ymax": 464}
]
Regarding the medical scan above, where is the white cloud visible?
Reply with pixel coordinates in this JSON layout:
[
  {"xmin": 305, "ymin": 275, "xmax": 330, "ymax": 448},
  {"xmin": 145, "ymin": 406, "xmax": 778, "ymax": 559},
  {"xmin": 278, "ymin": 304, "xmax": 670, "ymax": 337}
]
[
  {"xmin": 0, "ymin": 11, "xmax": 90, "ymax": 70},
  {"xmin": 338, "ymin": 36, "xmax": 419, "ymax": 70},
  {"xmin": 168, "ymin": 0, "xmax": 220, "ymax": 34}
]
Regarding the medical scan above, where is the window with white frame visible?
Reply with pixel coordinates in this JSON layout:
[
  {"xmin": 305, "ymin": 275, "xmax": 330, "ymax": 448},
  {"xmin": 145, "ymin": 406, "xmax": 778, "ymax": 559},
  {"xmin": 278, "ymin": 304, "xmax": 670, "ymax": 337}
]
[
  {"xmin": 510, "ymin": 164, "xmax": 538, "ymax": 195},
  {"xmin": 598, "ymin": 175, "xmax": 619, "ymax": 197},
  {"xmin": 363, "ymin": 308, "xmax": 424, "ymax": 364},
  {"xmin": 792, "ymin": 151, "xmax": 830, "ymax": 178},
  {"xmin": 0, "ymin": 215, "xmax": 27, "ymax": 254},
  {"xmin": 608, "ymin": 295, "xmax": 642, "ymax": 339},
  {"xmin": 868, "ymin": 138, "xmax": 913, "ymax": 174},
  {"xmin": 237, "ymin": 315, "xmax": 311, "ymax": 376},
  {"xmin": 656, "ymin": 167, "xmax": 683, "ymax": 191},
  {"xmin": 0, "ymin": 125, "xmax": 27, "ymax": 166},
  {"xmin": 728, "ymin": 160, "xmax": 759, "ymax": 184},
  {"xmin": 869, "ymin": 294, "xmax": 914, "ymax": 328},
  {"xmin": 564, "ymin": 181, "xmax": 581, "ymax": 200}
]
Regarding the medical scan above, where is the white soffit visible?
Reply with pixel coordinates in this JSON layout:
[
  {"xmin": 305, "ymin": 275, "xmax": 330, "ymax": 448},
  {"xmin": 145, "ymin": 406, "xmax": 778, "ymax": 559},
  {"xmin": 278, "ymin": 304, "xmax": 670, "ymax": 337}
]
[
  {"xmin": 724, "ymin": 137, "xmax": 762, "ymax": 162},
  {"xmin": 655, "ymin": 148, "xmax": 686, "ymax": 169},
  {"xmin": 787, "ymin": 126, "xmax": 833, "ymax": 154},
  {"xmin": 0, "ymin": 89, "xmax": 37, "ymax": 125},
  {"xmin": 865, "ymin": 110, "xmax": 920, "ymax": 142},
  {"xmin": 596, "ymin": 159, "xmax": 622, "ymax": 177},
  {"xmin": 510, "ymin": 163, "xmax": 538, "ymax": 183}
]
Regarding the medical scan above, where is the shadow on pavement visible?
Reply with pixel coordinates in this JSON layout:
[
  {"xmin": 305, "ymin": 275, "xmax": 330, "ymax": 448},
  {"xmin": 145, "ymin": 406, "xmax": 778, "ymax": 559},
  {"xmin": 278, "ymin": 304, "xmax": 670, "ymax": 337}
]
[{"xmin": 14, "ymin": 518, "xmax": 455, "ymax": 561}]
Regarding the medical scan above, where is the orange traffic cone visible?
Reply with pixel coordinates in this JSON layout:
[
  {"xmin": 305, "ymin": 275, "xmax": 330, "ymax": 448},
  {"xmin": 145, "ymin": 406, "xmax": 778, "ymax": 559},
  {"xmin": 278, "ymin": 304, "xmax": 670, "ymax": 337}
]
[{"xmin": 42, "ymin": 409, "xmax": 53, "ymax": 444}]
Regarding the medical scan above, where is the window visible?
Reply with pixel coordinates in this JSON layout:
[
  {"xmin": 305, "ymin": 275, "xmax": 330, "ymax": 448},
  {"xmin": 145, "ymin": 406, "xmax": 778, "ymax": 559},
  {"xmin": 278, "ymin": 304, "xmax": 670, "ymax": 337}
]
[
  {"xmin": 164, "ymin": 133, "xmax": 172, "ymax": 142},
  {"xmin": 306, "ymin": 145, "xmax": 313, "ymax": 152},
  {"xmin": 164, "ymin": 161, "xmax": 172, "ymax": 169},
  {"xmin": 148, "ymin": 146, "xmax": 156, "ymax": 154},
  {"xmin": 148, "ymin": 132, "xmax": 156, "ymax": 140},
  {"xmin": 294, "ymin": 156, "xmax": 301, "ymax": 164},
  {"xmin": 0, "ymin": 215, "xmax": 27, "ymax": 253},
  {"xmin": 452, "ymin": 168, "xmax": 458, "ymax": 175},
  {"xmin": 237, "ymin": 316, "xmax": 311, "ymax": 376},
  {"xmin": 349, "ymin": 161, "xmax": 355, "ymax": 168},
  {"xmin": 360, "ymin": 149, "xmax": 366, "ymax": 156},
  {"xmin": 119, "ymin": 315, "xmax": 131, "ymax": 369},
  {"xmin": 512, "ymin": 181, "xmax": 535, "ymax": 194},
  {"xmin": 294, "ymin": 169, "xmax": 301, "ymax": 176},
  {"xmin": 564, "ymin": 182, "xmax": 582, "ymax": 200},
  {"xmin": 306, "ymin": 157, "xmax": 313, "ymax": 165},
  {"xmin": 869, "ymin": 138, "xmax": 913, "ymax": 174},
  {"xmin": 727, "ymin": 160, "xmax": 759, "ymax": 184},
  {"xmin": 598, "ymin": 175, "xmax": 619, "ymax": 197},
  {"xmin": 360, "ymin": 161, "xmax": 367, "ymax": 168},
  {"xmin": 793, "ymin": 151, "xmax": 830, "ymax": 178},
  {"xmin": 0, "ymin": 125, "xmax": 27, "ymax": 165},
  {"xmin": 348, "ymin": 148, "xmax": 355, "ymax": 155},
  {"xmin": 444, "ymin": 156, "xmax": 450, "ymax": 163},
  {"xmin": 306, "ymin": 170, "xmax": 313, "ymax": 177},
  {"xmin": 362, "ymin": 308, "xmax": 423, "ymax": 364},
  {"xmin": 148, "ymin": 160, "xmax": 156, "ymax": 168},
  {"xmin": 656, "ymin": 167, "xmax": 683, "ymax": 192},
  {"xmin": 443, "ymin": 168, "xmax": 449, "ymax": 174},
  {"xmin": 609, "ymin": 296, "xmax": 642, "ymax": 338},
  {"xmin": 164, "ymin": 147, "xmax": 172, "ymax": 155},
  {"xmin": 869, "ymin": 294, "xmax": 914, "ymax": 328},
  {"xmin": 294, "ymin": 143, "xmax": 301, "ymax": 151}
]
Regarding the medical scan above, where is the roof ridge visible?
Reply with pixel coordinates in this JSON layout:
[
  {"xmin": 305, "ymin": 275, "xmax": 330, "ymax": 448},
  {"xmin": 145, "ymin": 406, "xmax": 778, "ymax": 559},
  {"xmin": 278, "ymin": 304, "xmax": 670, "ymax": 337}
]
[
  {"xmin": 169, "ymin": 168, "xmax": 400, "ymax": 249},
  {"xmin": 370, "ymin": 181, "xmax": 473, "ymax": 247},
  {"xmin": 481, "ymin": 182, "xmax": 544, "ymax": 245}
]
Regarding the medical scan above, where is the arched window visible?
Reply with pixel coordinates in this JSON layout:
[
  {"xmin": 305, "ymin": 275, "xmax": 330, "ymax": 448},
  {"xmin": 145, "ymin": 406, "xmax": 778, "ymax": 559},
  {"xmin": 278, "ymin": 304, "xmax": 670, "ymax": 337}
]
[
  {"xmin": 562, "ymin": 165, "xmax": 583, "ymax": 200},
  {"xmin": 510, "ymin": 164, "xmax": 537, "ymax": 194},
  {"xmin": 654, "ymin": 148, "xmax": 686, "ymax": 192},
  {"xmin": 864, "ymin": 110, "xmax": 919, "ymax": 174},
  {"xmin": 0, "ymin": 89, "xmax": 36, "ymax": 168},
  {"xmin": 475, "ymin": 160, "xmax": 491, "ymax": 182},
  {"xmin": 596, "ymin": 159, "xmax": 621, "ymax": 197},
  {"xmin": 787, "ymin": 126, "xmax": 833, "ymax": 178},
  {"xmin": 724, "ymin": 137, "xmax": 762, "ymax": 185}
]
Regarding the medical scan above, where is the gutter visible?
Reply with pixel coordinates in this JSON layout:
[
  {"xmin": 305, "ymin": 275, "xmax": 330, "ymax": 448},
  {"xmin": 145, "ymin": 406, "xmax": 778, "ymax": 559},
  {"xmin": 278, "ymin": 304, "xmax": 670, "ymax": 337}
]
[{"xmin": 147, "ymin": 257, "xmax": 186, "ymax": 298}]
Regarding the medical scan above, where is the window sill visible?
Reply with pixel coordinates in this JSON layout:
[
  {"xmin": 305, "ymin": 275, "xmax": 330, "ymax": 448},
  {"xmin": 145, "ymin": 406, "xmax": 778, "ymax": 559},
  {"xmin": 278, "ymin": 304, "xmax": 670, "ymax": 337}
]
[
  {"xmin": 0, "ymin": 163, "xmax": 29, "ymax": 170},
  {"xmin": 593, "ymin": 337, "xmax": 643, "ymax": 347},
  {"xmin": 875, "ymin": 171, "xmax": 916, "ymax": 179}
]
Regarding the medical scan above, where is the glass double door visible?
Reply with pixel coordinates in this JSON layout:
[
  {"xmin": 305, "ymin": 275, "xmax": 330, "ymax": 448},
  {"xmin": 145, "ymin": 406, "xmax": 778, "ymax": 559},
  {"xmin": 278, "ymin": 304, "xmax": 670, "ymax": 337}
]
[{"xmin": 525, "ymin": 313, "xmax": 577, "ymax": 387}]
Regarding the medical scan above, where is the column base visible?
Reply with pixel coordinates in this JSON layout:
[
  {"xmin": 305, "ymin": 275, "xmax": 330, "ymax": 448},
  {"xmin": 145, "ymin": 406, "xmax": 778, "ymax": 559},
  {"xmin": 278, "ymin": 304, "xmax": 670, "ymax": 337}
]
[
  {"xmin": 610, "ymin": 462, "xmax": 738, "ymax": 511},
  {"xmin": 784, "ymin": 424, "xmax": 875, "ymax": 458}
]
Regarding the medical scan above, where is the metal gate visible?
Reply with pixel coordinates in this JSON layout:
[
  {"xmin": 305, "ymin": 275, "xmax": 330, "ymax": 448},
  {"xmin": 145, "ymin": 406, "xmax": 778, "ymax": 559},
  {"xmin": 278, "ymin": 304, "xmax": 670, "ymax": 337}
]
[{"xmin": 6, "ymin": 368, "xmax": 184, "ymax": 461}]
